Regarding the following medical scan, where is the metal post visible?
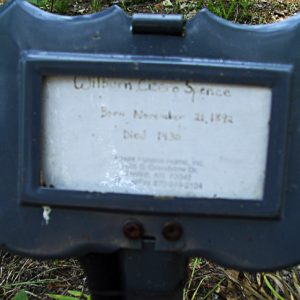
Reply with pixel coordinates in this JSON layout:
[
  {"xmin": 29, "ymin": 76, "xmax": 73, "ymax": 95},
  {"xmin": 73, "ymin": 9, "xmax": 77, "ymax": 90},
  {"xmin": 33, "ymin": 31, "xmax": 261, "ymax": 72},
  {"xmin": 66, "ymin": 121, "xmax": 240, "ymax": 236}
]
[
  {"xmin": 80, "ymin": 253, "xmax": 122, "ymax": 300},
  {"xmin": 80, "ymin": 241, "xmax": 188, "ymax": 300}
]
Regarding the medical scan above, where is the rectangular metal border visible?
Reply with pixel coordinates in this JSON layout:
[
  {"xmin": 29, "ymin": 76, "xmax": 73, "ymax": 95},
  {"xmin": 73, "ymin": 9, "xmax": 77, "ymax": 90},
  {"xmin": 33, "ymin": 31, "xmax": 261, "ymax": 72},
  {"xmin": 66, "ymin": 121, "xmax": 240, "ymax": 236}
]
[{"xmin": 19, "ymin": 51, "xmax": 292, "ymax": 218}]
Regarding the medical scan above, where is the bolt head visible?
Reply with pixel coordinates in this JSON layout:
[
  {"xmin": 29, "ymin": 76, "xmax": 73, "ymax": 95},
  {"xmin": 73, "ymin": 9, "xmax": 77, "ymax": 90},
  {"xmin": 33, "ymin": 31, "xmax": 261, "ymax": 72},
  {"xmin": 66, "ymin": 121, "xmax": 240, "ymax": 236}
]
[
  {"xmin": 123, "ymin": 220, "xmax": 144, "ymax": 240},
  {"xmin": 162, "ymin": 221, "xmax": 183, "ymax": 241}
]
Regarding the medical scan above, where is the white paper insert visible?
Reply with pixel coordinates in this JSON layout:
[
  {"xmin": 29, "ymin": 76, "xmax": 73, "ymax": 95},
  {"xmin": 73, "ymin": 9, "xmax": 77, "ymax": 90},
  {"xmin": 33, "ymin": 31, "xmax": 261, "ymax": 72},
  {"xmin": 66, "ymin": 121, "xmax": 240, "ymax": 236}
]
[{"xmin": 42, "ymin": 76, "xmax": 272, "ymax": 200}]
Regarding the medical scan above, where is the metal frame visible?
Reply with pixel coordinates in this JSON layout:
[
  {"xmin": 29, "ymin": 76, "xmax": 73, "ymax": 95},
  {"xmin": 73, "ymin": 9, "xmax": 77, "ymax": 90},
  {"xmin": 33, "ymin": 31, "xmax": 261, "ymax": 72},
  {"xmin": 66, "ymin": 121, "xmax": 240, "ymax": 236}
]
[{"xmin": 20, "ymin": 51, "xmax": 292, "ymax": 218}]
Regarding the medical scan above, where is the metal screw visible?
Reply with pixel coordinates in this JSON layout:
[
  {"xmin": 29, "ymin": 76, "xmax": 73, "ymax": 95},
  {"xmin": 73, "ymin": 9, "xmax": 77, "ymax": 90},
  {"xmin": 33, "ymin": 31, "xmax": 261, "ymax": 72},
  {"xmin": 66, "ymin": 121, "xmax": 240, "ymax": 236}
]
[
  {"xmin": 162, "ymin": 221, "xmax": 183, "ymax": 241},
  {"xmin": 123, "ymin": 220, "xmax": 144, "ymax": 240}
]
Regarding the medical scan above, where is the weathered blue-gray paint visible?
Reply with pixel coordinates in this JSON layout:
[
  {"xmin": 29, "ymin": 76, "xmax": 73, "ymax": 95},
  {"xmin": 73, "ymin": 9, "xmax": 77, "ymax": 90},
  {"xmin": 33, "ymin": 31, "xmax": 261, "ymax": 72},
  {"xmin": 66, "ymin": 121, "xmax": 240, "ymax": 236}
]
[{"xmin": 0, "ymin": 0, "xmax": 300, "ymax": 272}]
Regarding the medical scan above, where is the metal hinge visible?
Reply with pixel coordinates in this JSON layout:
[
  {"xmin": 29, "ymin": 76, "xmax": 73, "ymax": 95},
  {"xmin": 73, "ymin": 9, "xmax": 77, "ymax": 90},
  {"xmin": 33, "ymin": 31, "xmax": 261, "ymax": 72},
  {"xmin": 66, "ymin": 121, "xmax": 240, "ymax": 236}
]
[{"xmin": 132, "ymin": 13, "xmax": 185, "ymax": 36}]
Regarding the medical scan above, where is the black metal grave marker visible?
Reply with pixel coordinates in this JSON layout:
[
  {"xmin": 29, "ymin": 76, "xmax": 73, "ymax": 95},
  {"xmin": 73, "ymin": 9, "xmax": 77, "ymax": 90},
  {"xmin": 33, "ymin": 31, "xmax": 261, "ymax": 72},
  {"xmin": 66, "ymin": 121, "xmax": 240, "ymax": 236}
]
[{"xmin": 0, "ymin": 0, "xmax": 300, "ymax": 298}]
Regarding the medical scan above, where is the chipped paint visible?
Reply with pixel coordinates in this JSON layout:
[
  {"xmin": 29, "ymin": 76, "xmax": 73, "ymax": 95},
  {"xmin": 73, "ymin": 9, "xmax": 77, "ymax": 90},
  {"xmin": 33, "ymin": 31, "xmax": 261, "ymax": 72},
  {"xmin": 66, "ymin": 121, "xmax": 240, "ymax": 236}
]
[{"xmin": 42, "ymin": 206, "xmax": 52, "ymax": 225}]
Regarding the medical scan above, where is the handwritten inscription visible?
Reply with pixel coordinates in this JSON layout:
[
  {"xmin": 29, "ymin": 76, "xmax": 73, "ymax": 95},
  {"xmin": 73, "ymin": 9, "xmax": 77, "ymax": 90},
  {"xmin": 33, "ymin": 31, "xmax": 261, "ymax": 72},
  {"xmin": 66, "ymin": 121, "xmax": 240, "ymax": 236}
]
[
  {"xmin": 42, "ymin": 76, "xmax": 272, "ymax": 200},
  {"xmin": 74, "ymin": 76, "xmax": 232, "ymax": 103}
]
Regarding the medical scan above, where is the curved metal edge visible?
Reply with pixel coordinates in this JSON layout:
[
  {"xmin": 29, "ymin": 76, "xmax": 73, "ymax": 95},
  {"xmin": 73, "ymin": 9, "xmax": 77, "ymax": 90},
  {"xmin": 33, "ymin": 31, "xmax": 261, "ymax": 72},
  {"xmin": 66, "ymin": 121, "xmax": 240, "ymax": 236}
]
[
  {"xmin": 187, "ymin": 249, "xmax": 300, "ymax": 272},
  {"xmin": 187, "ymin": 8, "xmax": 300, "ymax": 33},
  {"xmin": 4, "ymin": 243, "xmax": 300, "ymax": 272},
  {"xmin": 1, "ymin": 1, "xmax": 300, "ymax": 33},
  {"xmin": 0, "ymin": 0, "xmax": 129, "ymax": 22},
  {"xmin": 0, "ymin": 0, "xmax": 16, "ymax": 15},
  {"xmin": 2, "ymin": 242, "xmax": 121, "ymax": 260}
]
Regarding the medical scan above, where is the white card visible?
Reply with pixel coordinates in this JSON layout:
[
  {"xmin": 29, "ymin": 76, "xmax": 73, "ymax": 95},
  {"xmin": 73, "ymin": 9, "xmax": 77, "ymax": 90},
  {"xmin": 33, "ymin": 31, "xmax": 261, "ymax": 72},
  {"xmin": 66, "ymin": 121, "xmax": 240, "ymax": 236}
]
[{"xmin": 42, "ymin": 76, "xmax": 272, "ymax": 200}]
